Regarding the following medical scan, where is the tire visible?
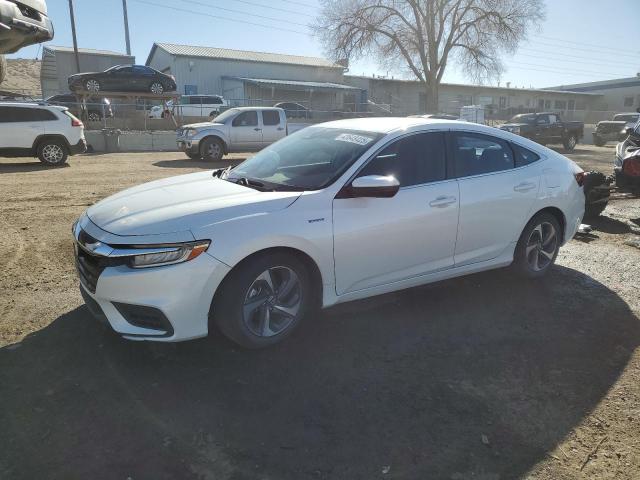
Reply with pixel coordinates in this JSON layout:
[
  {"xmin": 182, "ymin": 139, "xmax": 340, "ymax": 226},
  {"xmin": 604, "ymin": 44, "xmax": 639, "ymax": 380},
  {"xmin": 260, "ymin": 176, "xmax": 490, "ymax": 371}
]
[
  {"xmin": 37, "ymin": 139, "xmax": 69, "ymax": 166},
  {"xmin": 85, "ymin": 79, "xmax": 100, "ymax": 93},
  {"xmin": 512, "ymin": 212, "xmax": 561, "ymax": 278},
  {"xmin": 583, "ymin": 171, "xmax": 609, "ymax": 219},
  {"xmin": 88, "ymin": 112, "xmax": 101, "ymax": 122},
  {"xmin": 149, "ymin": 82, "xmax": 164, "ymax": 94},
  {"xmin": 185, "ymin": 150, "xmax": 201, "ymax": 160},
  {"xmin": 0, "ymin": 55, "xmax": 6, "ymax": 84},
  {"xmin": 213, "ymin": 252, "xmax": 312, "ymax": 348},
  {"xmin": 593, "ymin": 135, "xmax": 605, "ymax": 147},
  {"xmin": 200, "ymin": 137, "xmax": 224, "ymax": 161},
  {"xmin": 563, "ymin": 134, "xmax": 577, "ymax": 151}
]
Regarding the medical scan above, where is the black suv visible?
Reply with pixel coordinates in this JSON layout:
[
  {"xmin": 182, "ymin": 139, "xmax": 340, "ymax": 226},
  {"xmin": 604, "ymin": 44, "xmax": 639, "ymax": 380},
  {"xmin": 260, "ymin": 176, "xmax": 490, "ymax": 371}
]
[{"xmin": 46, "ymin": 94, "xmax": 113, "ymax": 122}]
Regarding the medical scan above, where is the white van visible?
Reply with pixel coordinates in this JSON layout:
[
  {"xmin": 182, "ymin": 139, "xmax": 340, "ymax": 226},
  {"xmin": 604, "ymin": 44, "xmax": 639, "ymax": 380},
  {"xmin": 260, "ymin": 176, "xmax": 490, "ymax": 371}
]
[{"xmin": 149, "ymin": 95, "xmax": 227, "ymax": 119}]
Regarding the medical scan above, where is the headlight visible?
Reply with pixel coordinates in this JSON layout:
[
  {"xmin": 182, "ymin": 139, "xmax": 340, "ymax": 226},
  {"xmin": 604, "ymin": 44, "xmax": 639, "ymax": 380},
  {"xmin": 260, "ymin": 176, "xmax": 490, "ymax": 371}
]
[
  {"xmin": 511, "ymin": 126, "xmax": 520, "ymax": 134},
  {"xmin": 111, "ymin": 241, "xmax": 210, "ymax": 268}
]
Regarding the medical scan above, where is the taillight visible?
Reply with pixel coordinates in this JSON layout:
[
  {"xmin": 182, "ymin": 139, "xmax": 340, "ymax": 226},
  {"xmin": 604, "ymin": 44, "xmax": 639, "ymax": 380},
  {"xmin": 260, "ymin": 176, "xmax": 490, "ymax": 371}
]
[
  {"xmin": 71, "ymin": 118, "xmax": 83, "ymax": 127},
  {"xmin": 622, "ymin": 157, "xmax": 640, "ymax": 177},
  {"xmin": 574, "ymin": 171, "xmax": 585, "ymax": 186}
]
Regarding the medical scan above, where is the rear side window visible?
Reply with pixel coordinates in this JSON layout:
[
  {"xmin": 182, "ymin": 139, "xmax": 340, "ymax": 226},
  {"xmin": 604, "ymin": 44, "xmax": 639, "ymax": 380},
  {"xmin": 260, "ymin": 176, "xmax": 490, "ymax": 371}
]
[
  {"xmin": 232, "ymin": 111, "xmax": 258, "ymax": 127},
  {"xmin": 358, "ymin": 132, "xmax": 446, "ymax": 187},
  {"xmin": 512, "ymin": 143, "xmax": 541, "ymax": 167},
  {"xmin": 0, "ymin": 107, "xmax": 56, "ymax": 122},
  {"xmin": 262, "ymin": 110, "xmax": 280, "ymax": 126},
  {"xmin": 453, "ymin": 133, "xmax": 514, "ymax": 177}
]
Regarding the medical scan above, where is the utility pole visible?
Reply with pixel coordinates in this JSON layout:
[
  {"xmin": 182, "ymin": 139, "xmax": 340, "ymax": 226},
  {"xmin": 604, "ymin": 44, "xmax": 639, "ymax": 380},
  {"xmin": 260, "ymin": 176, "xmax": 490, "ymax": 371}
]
[
  {"xmin": 68, "ymin": 0, "xmax": 80, "ymax": 72},
  {"xmin": 122, "ymin": 0, "xmax": 131, "ymax": 56}
]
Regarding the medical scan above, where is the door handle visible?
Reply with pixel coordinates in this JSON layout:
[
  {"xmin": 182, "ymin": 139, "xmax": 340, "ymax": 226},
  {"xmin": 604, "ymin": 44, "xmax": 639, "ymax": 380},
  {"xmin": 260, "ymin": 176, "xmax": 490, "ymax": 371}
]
[
  {"xmin": 429, "ymin": 196, "xmax": 457, "ymax": 208},
  {"xmin": 254, "ymin": 128, "xmax": 262, "ymax": 131},
  {"xmin": 514, "ymin": 182, "xmax": 536, "ymax": 192},
  {"xmin": 277, "ymin": 127, "xmax": 285, "ymax": 131}
]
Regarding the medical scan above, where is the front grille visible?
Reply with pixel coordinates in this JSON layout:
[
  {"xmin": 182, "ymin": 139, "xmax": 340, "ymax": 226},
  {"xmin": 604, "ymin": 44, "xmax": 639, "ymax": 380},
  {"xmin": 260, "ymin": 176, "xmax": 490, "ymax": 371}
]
[{"xmin": 74, "ymin": 230, "xmax": 127, "ymax": 293}]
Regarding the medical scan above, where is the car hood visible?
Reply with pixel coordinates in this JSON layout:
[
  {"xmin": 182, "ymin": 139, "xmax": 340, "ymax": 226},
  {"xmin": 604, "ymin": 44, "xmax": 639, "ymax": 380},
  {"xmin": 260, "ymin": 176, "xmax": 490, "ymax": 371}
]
[
  {"xmin": 86, "ymin": 171, "xmax": 302, "ymax": 237},
  {"xmin": 184, "ymin": 122, "xmax": 224, "ymax": 129}
]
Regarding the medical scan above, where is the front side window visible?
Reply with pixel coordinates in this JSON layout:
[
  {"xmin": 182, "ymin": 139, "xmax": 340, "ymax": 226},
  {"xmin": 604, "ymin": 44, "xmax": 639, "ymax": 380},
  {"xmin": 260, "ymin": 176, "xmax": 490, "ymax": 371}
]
[
  {"xmin": 453, "ymin": 133, "xmax": 514, "ymax": 177},
  {"xmin": 232, "ymin": 111, "xmax": 258, "ymax": 127},
  {"xmin": 537, "ymin": 115, "xmax": 550, "ymax": 125},
  {"xmin": 358, "ymin": 132, "xmax": 446, "ymax": 187},
  {"xmin": 230, "ymin": 127, "xmax": 383, "ymax": 190}
]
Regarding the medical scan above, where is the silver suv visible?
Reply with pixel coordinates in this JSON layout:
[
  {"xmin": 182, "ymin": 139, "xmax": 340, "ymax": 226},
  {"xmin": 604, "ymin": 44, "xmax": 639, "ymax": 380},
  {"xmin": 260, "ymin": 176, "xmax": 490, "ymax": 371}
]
[{"xmin": 0, "ymin": 0, "xmax": 53, "ymax": 83}]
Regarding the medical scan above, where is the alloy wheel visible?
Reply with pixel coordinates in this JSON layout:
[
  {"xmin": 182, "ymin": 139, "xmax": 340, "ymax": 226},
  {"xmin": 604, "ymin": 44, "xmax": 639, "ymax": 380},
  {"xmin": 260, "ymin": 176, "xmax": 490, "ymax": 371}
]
[
  {"xmin": 86, "ymin": 79, "xmax": 100, "ymax": 93},
  {"xmin": 206, "ymin": 142, "xmax": 222, "ymax": 159},
  {"xmin": 88, "ymin": 112, "xmax": 100, "ymax": 122},
  {"xmin": 150, "ymin": 82, "xmax": 164, "ymax": 94},
  {"xmin": 525, "ymin": 222, "xmax": 557, "ymax": 272},
  {"xmin": 42, "ymin": 144, "xmax": 64, "ymax": 164},
  {"xmin": 242, "ymin": 266, "xmax": 302, "ymax": 337},
  {"xmin": 567, "ymin": 136, "xmax": 576, "ymax": 149}
]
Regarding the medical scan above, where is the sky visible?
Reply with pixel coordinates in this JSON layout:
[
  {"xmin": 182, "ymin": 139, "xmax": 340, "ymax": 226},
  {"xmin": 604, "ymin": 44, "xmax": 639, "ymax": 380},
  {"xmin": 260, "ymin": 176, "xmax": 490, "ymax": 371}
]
[{"xmin": 10, "ymin": 0, "xmax": 640, "ymax": 89}]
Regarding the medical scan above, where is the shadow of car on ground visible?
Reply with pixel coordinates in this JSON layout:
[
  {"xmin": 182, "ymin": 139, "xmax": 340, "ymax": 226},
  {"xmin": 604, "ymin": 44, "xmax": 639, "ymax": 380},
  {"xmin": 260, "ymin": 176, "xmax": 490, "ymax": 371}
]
[{"xmin": 1, "ymin": 265, "xmax": 638, "ymax": 479}]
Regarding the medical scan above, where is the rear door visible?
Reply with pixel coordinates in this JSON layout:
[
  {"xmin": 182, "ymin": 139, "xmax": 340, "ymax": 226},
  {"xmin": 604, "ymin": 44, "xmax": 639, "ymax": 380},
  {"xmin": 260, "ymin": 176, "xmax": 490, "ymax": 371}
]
[
  {"xmin": 451, "ymin": 131, "xmax": 541, "ymax": 266},
  {"xmin": 229, "ymin": 110, "xmax": 262, "ymax": 150},
  {"xmin": 260, "ymin": 110, "xmax": 285, "ymax": 146},
  {"xmin": 0, "ymin": 106, "xmax": 44, "ymax": 149}
]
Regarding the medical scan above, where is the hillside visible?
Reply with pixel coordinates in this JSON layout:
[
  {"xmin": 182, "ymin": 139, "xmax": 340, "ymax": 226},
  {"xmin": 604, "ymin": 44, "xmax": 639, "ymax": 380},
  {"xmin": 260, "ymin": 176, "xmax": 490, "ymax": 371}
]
[{"xmin": 1, "ymin": 58, "xmax": 41, "ymax": 96}]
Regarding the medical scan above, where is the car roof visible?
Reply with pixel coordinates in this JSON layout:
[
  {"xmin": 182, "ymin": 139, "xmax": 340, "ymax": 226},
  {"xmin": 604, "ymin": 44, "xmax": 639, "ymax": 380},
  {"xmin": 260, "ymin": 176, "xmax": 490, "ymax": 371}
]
[
  {"xmin": 0, "ymin": 102, "xmax": 65, "ymax": 110},
  {"xmin": 228, "ymin": 106, "xmax": 282, "ymax": 111},
  {"xmin": 315, "ymin": 116, "xmax": 474, "ymax": 133}
]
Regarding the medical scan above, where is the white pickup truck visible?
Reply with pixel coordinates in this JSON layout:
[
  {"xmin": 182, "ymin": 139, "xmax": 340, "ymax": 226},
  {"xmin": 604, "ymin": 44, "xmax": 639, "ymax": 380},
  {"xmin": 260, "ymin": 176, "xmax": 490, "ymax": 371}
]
[{"xmin": 177, "ymin": 106, "xmax": 303, "ymax": 160}]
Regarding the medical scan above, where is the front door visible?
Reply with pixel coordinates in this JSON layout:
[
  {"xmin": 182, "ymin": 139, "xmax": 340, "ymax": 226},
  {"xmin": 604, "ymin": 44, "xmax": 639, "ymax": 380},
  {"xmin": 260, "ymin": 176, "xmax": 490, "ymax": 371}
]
[
  {"xmin": 451, "ymin": 132, "xmax": 541, "ymax": 266},
  {"xmin": 333, "ymin": 131, "xmax": 459, "ymax": 295},
  {"xmin": 230, "ymin": 110, "xmax": 263, "ymax": 151}
]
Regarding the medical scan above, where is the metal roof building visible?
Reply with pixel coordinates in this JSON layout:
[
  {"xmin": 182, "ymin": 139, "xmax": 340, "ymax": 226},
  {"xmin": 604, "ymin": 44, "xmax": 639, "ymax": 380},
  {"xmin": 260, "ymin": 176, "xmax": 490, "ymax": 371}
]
[
  {"xmin": 40, "ymin": 46, "xmax": 134, "ymax": 98},
  {"xmin": 546, "ymin": 77, "xmax": 640, "ymax": 113},
  {"xmin": 145, "ymin": 43, "xmax": 358, "ymax": 113}
]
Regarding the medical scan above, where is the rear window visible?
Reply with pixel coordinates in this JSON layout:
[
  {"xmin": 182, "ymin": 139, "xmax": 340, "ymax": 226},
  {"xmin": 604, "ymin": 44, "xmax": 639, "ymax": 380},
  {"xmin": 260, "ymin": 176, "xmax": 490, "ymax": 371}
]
[
  {"xmin": 613, "ymin": 114, "xmax": 639, "ymax": 123},
  {"xmin": 0, "ymin": 107, "xmax": 57, "ymax": 122},
  {"xmin": 262, "ymin": 110, "xmax": 280, "ymax": 126}
]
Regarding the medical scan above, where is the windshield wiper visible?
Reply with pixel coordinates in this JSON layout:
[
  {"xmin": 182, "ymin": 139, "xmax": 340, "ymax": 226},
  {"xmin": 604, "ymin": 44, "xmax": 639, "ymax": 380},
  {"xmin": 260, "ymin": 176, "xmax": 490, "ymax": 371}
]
[
  {"xmin": 230, "ymin": 176, "xmax": 269, "ymax": 191},
  {"xmin": 212, "ymin": 166, "xmax": 232, "ymax": 178}
]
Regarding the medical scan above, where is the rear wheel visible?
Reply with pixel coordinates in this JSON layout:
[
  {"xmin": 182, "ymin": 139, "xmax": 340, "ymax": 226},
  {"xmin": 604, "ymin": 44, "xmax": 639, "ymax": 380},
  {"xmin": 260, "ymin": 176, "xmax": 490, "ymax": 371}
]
[
  {"xmin": 593, "ymin": 135, "xmax": 605, "ymax": 147},
  {"xmin": 38, "ymin": 139, "xmax": 68, "ymax": 166},
  {"xmin": 513, "ymin": 213, "xmax": 561, "ymax": 278},
  {"xmin": 563, "ymin": 134, "xmax": 577, "ymax": 151},
  {"xmin": 88, "ymin": 111, "xmax": 101, "ymax": 122},
  {"xmin": 200, "ymin": 137, "xmax": 224, "ymax": 161},
  {"xmin": 213, "ymin": 252, "xmax": 311, "ymax": 348}
]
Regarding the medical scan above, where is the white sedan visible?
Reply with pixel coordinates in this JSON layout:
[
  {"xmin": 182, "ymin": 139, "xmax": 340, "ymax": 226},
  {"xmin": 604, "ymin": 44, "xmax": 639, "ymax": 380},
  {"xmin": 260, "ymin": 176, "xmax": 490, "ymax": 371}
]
[{"xmin": 73, "ymin": 118, "xmax": 585, "ymax": 348}]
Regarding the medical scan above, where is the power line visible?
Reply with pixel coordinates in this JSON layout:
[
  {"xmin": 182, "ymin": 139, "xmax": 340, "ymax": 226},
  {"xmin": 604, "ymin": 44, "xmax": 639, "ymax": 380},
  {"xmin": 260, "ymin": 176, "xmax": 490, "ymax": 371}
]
[
  {"xmin": 279, "ymin": 0, "xmax": 318, "ymax": 9},
  {"xmin": 537, "ymin": 35, "xmax": 640, "ymax": 55},
  {"xmin": 517, "ymin": 47, "xmax": 640, "ymax": 68},
  {"xmin": 528, "ymin": 38, "xmax": 640, "ymax": 59},
  {"xmin": 224, "ymin": 0, "xmax": 314, "ymax": 18},
  {"xmin": 180, "ymin": 0, "xmax": 310, "ymax": 26},
  {"xmin": 130, "ymin": 0, "xmax": 309, "ymax": 35},
  {"xmin": 507, "ymin": 61, "xmax": 630, "ymax": 78}
]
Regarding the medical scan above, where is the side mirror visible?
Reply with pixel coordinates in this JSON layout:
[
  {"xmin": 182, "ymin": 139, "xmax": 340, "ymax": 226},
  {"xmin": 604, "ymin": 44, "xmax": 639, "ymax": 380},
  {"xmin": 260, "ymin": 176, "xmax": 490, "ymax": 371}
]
[{"xmin": 338, "ymin": 175, "xmax": 400, "ymax": 199}]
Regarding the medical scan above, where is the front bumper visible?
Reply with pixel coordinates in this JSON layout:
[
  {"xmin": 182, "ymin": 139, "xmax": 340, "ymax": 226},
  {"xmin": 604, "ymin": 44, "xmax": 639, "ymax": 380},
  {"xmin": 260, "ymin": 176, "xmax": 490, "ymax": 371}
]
[
  {"xmin": 0, "ymin": 0, "xmax": 54, "ymax": 54},
  {"xmin": 177, "ymin": 137, "xmax": 200, "ymax": 152},
  {"xmin": 74, "ymin": 218, "xmax": 231, "ymax": 342}
]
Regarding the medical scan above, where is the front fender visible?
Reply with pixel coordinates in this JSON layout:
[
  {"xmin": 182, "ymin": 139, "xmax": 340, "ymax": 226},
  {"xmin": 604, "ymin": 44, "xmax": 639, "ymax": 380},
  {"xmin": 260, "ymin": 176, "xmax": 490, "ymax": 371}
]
[{"xmin": 193, "ymin": 128, "xmax": 230, "ymax": 147}]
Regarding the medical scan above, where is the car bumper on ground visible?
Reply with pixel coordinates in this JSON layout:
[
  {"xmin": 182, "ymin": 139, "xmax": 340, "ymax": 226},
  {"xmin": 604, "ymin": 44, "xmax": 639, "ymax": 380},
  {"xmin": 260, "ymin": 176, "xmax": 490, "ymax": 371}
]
[
  {"xmin": 0, "ymin": 0, "xmax": 54, "ymax": 53},
  {"xmin": 73, "ymin": 220, "xmax": 231, "ymax": 342}
]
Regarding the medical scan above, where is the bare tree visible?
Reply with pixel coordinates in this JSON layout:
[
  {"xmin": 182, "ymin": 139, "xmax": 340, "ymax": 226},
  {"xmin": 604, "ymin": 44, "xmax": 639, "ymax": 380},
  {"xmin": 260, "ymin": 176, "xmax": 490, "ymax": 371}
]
[{"xmin": 314, "ymin": 0, "xmax": 545, "ymax": 113}]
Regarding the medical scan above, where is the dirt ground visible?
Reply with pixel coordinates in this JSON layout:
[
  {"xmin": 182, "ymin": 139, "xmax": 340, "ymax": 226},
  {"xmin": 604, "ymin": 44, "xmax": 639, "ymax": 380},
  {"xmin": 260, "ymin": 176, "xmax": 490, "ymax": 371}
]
[{"xmin": 1, "ymin": 146, "xmax": 640, "ymax": 480}]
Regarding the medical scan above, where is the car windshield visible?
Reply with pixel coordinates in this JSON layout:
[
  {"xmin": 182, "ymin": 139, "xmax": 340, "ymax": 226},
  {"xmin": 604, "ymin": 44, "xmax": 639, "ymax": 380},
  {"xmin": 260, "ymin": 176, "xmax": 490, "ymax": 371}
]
[
  {"xmin": 228, "ymin": 127, "xmax": 383, "ymax": 190},
  {"xmin": 614, "ymin": 114, "xmax": 639, "ymax": 123},
  {"xmin": 212, "ymin": 108, "xmax": 240, "ymax": 123},
  {"xmin": 508, "ymin": 114, "xmax": 537, "ymax": 124}
]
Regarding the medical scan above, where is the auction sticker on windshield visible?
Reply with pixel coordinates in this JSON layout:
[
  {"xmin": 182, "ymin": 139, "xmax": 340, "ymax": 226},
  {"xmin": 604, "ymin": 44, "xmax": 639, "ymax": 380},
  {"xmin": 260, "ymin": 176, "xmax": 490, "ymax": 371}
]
[{"xmin": 335, "ymin": 133, "xmax": 375, "ymax": 145}]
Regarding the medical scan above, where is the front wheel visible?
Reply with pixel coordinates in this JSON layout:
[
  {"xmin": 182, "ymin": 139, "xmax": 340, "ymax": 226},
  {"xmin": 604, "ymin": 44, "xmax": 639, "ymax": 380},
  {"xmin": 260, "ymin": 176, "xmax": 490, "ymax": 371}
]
[
  {"xmin": 88, "ymin": 111, "xmax": 101, "ymax": 122},
  {"xmin": 563, "ymin": 134, "xmax": 577, "ymax": 151},
  {"xmin": 593, "ymin": 135, "xmax": 605, "ymax": 147},
  {"xmin": 513, "ymin": 213, "xmax": 561, "ymax": 278},
  {"xmin": 200, "ymin": 137, "xmax": 224, "ymax": 161},
  {"xmin": 213, "ymin": 252, "xmax": 311, "ymax": 348},
  {"xmin": 185, "ymin": 150, "xmax": 201, "ymax": 160},
  {"xmin": 38, "ymin": 139, "xmax": 68, "ymax": 166},
  {"xmin": 85, "ymin": 79, "xmax": 100, "ymax": 93},
  {"xmin": 150, "ymin": 82, "xmax": 164, "ymax": 94}
]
